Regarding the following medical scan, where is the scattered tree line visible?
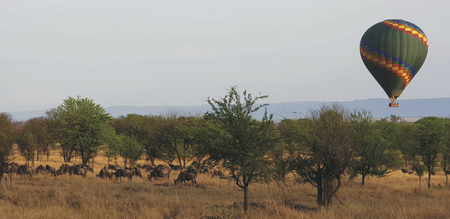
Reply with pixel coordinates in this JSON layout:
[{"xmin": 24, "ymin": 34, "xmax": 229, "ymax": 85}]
[{"xmin": 1, "ymin": 88, "xmax": 450, "ymax": 211}]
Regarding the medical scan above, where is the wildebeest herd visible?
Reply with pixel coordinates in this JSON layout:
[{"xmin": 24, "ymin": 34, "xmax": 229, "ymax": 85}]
[{"xmin": 2, "ymin": 160, "xmax": 225, "ymax": 186}]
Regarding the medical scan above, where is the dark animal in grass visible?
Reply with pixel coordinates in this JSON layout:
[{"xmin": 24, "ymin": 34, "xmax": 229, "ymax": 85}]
[
  {"xmin": 401, "ymin": 168, "xmax": 408, "ymax": 174},
  {"xmin": 57, "ymin": 164, "xmax": 71, "ymax": 176},
  {"xmin": 97, "ymin": 167, "xmax": 116, "ymax": 179},
  {"xmin": 76, "ymin": 164, "xmax": 94, "ymax": 173},
  {"xmin": 45, "ymin": 165, "xmax": 56, "ymax": 176},
  {"xmin": 115, "ymin": 168, "xmax": 134, "ymax": 181},
  {"xmin": 148, "ymin": 165, "xmax": 171, "ymax": 180},
  {"xmin": 36, "ymin": 165, "xmax": 47, "ymax": 174},
  {"xmin": 174, "ymin": 171, "xmax": 196, "ymax": 185},
  {"xmin": 133, "ymin": 167, "xmax": 142, "ymax": 178},
  {"xmin": 68, "ymin": 166, "xmax": 87, "ymax": 177},
  {"xmin": 18, "ymin": 165, "xmax": 35, "ymax": 176}
]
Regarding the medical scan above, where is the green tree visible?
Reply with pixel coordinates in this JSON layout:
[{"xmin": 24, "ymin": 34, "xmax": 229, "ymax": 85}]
[
  {"xmin": 441, "ymin": 119, "xmax": 450, "ymax": 185},
  {"xmin": 16, "ymin": 130, "xmax": 37, "ymax": 166},
  {"xmin": 48, "ymin": 96, "xmax": 111, "ymax": 164},
  {"xmin": 110, "ymin": 114, "xmax": 164, "ymax": 165},
  {"xmin": 415, "ymin": 117, "xmax": 445, "ymax": 189},
  {"xmin": 349, "ymin": 110, "xmax": 389, "ymax": 185},
  {"xmin": 412, "ymin": 158, "xmax": 427, "ymax": 189},
  {"xmin": 0, "ymin": 113, "xmax": 18, "ymax": 183},
  {"xmin": 394, "ymin": 122, "xmax": 420, "ymax": 166},
  {"xmin": 204, "ymin": 86, "xmax": 279, "ymax": 212},
  {"xmin": 117, "ymin": 134, "xmax": 144, "ymax": 168},
  {"xmin": 293, "ymin": 104, "xmax": 357, "ymax": 207}
]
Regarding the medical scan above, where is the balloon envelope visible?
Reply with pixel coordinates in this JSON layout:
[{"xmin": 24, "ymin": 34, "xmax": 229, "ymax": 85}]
[{"xmin": 360, "ymin": 19, "xmax": 428, "ymax": 102}]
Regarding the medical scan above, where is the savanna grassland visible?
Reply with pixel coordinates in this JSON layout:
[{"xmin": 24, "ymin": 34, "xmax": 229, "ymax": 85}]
[{"xmin": 1, "ymin": 148, "xmax": 449, "ymax": 219}]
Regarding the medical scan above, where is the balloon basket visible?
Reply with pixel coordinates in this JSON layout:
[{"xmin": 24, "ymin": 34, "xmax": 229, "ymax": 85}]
[{"xmin": 389, "ymin": 102, "xmax": 399, "ymax": 107}]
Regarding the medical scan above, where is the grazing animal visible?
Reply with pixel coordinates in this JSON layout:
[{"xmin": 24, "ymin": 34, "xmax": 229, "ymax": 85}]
[
  {"xmin": 57, "ymin": 164, "xmax": 71, "ymax": 175},
  {"xmin": 36, "ymin": 165, "xmax": 47, "ymax": 174},
  {"xmin": 407, "ymin": 170, "xmax": 415, "ymax": 175},
  {"xmin": 174, "ymin": 172, "xmax": 196, "ymax": 185},
  {"xmin": 18, "ymin": 165, "xmax": 35, "ymax": 176},
  {"xmin": 68, "ymin": 166, "xmax": 87, "ymax": 177},
  {"xmin": 97, "ymin": 167, "xmax": 114, "ymax": 179},
  {"xmin": 115, "ymin": 168, "xmax": 134, "ymax": 181},
  {"xmin": 76, "ymin": 164, "xmax": 94, "ymax": 173},
  {"xmin": 46, "ymin": 165, "xmax": 56, "ymax": 176},
  {"xmin": 97, "ymin": 167, "xmax": 116, "ymax": 179},
  {"xmin": 148, "ymin": 165, "xmax": 171, "ymax": 180},
  {"xmin": 401, "ymin": 169, "xmax": 408, "ymax": 174},
  {"xmin": 134, "ymin": 167, "xmax": 142, "ymax": 178}
]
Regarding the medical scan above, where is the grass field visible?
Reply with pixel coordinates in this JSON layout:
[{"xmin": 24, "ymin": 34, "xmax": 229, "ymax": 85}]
[{"xmin": 1, "ymin": 148, "xmax": 449, "ymax": 219}]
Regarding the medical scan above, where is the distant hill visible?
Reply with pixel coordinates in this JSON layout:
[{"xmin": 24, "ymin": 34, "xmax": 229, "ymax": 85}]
[{"xmin": 6, "ymin": 98, "xmax": 450, "ymax": 121}]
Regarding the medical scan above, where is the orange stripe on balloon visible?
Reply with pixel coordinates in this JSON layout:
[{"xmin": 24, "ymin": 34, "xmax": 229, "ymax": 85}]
[
  {"xmin": 360, "ymin": 47, "xmax": 411, "ymax": 87},
  {"xmin": 383, "ymin": 21, "xmax": 428, "ymax": 48}
]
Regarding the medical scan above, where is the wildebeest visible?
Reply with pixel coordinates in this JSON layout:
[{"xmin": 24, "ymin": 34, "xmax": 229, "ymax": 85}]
[
  {"xmin": 57, "ymin": 164, "xmax": 71, "ymax": 175},
  {"xmin": 18, "ymin": 165, "xmax": 35, "ymax": 176},
  {"xmin": 69, "ymin": 165, "xmax": 87, "ymax": 177},
  {"xmin": 115, "ymin": 168, "xmax": 134, "ymax": 181},
  {"xmin": 174, "ymin": 171, "xmax": 196, "ymax": 185},
  {"xmin": 133, "ymin": 167, "xmax": 142, "ymax": 178},
  {"xmin": 97, "ymin": 166, "xmax": 117, "ymax": 179},
  {"xmin": 36, "ymin": 165, "xmax": 47, "ymax": 175},
  {"xmin": 401, "ymin": 168, "xmax": 408, "ymax": 174},
  {"xmin": 46, "ymin": 165, "xmax": 56, "ymax": 176},
  {"xmin": 76, "ymin": 164, "xmax": 94, "ymax": 173},
  {"xmin": 148, "ymin": 165, "xmax": 171, "ymax": 180}
]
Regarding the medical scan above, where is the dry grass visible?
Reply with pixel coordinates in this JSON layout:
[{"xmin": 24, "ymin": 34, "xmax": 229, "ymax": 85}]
[{"xmin": 1, "ymin": 149, "xmax": 449, "ymax": 219}]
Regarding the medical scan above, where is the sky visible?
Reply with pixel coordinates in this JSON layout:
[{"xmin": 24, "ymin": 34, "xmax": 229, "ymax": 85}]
[{"xmin": 1, "ymin": 0, "xmax": 449, "ymax": 112}]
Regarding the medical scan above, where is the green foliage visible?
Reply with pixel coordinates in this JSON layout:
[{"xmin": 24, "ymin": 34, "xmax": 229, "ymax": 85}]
[
  {"xmin": 204, "ymin": 86, "xmax": 279, "ymax": 211},
  {"xmin": 394, "ymin": 122, "xmax": 420, "ymax": 166},
  {"xmin": 415, "ymin": 117, "xmax": 445, "ymax": 188},
  {"xmin": 0, "ymin": 113, "xmax": 16, "ymax": 181},
  {"xmin": 117, "ymin": 134, "xmax": 144, "ymax": 167},
  {"xmin": 48, "ymin": 96, "xmax": 111, "ymax": 164},
  {"xmin": 16, "ymin": 130, "xmax": 37, "ymax": 165},
  {"xmin": 292, "ymin": 104, "xmax": 357, "ymax": 206}
]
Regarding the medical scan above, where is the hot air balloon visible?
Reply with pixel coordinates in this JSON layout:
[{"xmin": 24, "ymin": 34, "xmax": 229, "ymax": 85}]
[{"xmin": 360, "ymin": 19, "xmax": 428, "ymax": 107}]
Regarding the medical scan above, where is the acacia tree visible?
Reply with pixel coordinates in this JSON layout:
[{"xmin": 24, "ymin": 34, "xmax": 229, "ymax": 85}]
[
  {"xmin": 48, "ymin": 96, "xmax": 111, "ymax": 164},
  {"xmin": 117, "ymin": 134, "xmax": 144, "ymax": 168},
  {"xmin": 16, "ymin": 130, "xmax": 37, "ymax": 166},
  {"xmin": 349, "ymin": 110, "xmax": 389, "ymax": 185},
  {"xmin": 204, "ymin": 86, "xmax": 279, "ymax": 212},
  {"xmin": 0, "ymin": 113, "xmax": 17, "ymax": 183},
  {"xmin": 415, "ymin": 117, "xmax": 445, "ymax": 189},
  {"xmin": 110, "ymin": 114, "xmax": 163, "ymax": 165},
  {"xmin": 293, "ymin": 104, "xmax": 357, "ymax": 207},
  {"xmin": 442, "ymin": 119, "xmax": 450, "ymax": 185}
]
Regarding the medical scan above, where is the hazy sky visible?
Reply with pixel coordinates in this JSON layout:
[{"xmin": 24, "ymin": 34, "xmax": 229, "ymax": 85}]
[{"xmin": 1, "ymin": 0, "xmax": 448, "ymax": 112}]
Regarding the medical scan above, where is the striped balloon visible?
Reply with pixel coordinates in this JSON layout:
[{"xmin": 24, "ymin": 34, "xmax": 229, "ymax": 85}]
[{"xmin": 360, "ymin": 19, "xmax": 428, "ymax": 104}]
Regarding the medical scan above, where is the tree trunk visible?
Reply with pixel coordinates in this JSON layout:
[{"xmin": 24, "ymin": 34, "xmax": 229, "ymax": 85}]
[
  {"xmin": 243, "ymin": 185, "xmax": 249, "ymax": 212},
  {"xmin": 316, "ymin": 171, "xmax": 324, "ymax": 206},
  {"xmin": 427, "ymin": 169, "xmax": 431, "ymax": 189},
  {"xmin": 419, "ymin": 176, "xmax": 422, "ymax": 189},
  {"xmin": 361, "ymin": 174, "xmax": 366, "ymax": 186},
  {"xmin": 150, "ymin": 157, "xmax": 155, "ymax": 166}
]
